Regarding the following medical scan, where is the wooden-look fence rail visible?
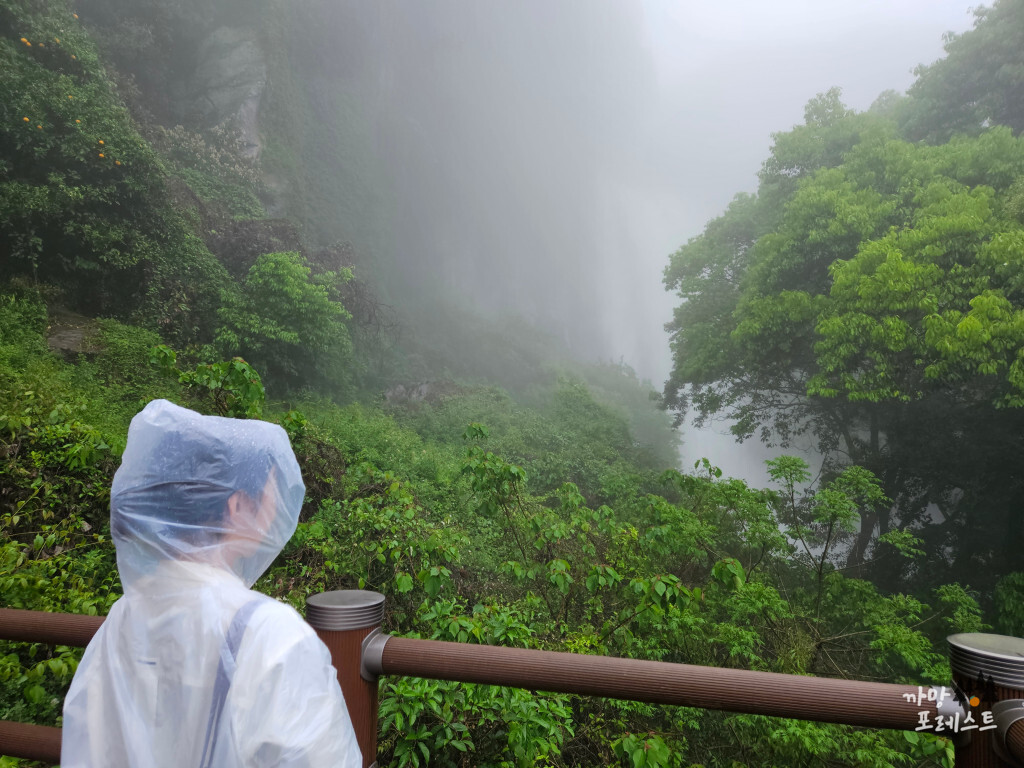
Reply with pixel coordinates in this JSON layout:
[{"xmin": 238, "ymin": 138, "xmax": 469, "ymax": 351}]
[{"xmin": 2, "ymin": 597, "xmax": 1022, "ymax": 767}]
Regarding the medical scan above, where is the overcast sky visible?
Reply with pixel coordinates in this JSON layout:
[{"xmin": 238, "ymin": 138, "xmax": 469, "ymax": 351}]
[{"xmin": 642, "ymin": 0, "xmax": 980, "ymax": 213}]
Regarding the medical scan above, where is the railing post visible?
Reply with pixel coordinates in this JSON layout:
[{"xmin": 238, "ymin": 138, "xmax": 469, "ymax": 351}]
[
  {"xmin": 305, "ymin": 590, "xmax": 385, "ymax": 768},
  {"xmin": 949, "ymin": 633, "xmax": 1024, "ymax": 767}
]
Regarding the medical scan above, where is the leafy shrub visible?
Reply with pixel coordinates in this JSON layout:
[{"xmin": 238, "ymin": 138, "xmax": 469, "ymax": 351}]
[
  {"xmin": 215, "ymin": 251, "xmax": 353, "ymax": 394},
  {"xmin": 89, "ymin": 318, "xmax": 164, "ymax": 394},
  {"xmin": 994, "ymin": 572, "xmax": 1024, "ymax": 637},
  {"xmin": 150, "ymin": 343, "xmax": 265, "ymax": 418},
  {"xmin": 0, "ymin": 390, "xmax": 121, "ymax": 728},
  {"xmin": 0, "ymin": 289, "xmax": 47, "ymax": 350}
]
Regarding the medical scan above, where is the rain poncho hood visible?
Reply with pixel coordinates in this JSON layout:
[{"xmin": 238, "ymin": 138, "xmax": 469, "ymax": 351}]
[
  {"xmin": 110, "ymin": 398, "xmax": 305, "ymax": 589},
  {"xmin": 61, "ymin": 400, "xmax": 361, "ymax": 768}
]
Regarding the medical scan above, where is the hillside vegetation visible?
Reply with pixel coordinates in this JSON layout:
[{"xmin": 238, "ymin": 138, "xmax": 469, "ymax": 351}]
[
  {"xmin": 2, "ymin": 0, "xmax": 1023, "ymax": 766},
  {"xmin": 663, "ymin": 6, "xmax": 1024, "ymax": 599}
]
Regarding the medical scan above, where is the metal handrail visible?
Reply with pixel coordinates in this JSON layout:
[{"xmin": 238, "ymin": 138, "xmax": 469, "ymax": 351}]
[
  {"xmin": 376, "ymin": 635, "xmax": 928, "ymax": 731},
  {"xmin": 1, "ymin": 607, "xmax": 105, "ymax": 646},
  {"xmin": 0, "ymin": 605, "xmax": 1009, "ymax": 767},
  {"xmin": 0, "ymin": 720, "xmax": 60, "ymax": 764}
]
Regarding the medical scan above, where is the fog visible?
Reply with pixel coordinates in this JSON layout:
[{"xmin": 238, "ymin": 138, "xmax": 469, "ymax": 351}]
[{"xmin": 324, "ymin": 1, "xmax": 979, "ymax": 481}]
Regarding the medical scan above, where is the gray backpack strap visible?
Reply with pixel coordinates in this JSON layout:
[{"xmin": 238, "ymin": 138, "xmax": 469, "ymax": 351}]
[{"xmin": 198, "ymin": 599, "xmax": 263, "ymax": 768}]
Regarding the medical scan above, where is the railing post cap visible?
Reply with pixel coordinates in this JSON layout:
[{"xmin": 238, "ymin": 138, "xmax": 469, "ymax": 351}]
[
  {"xmin": 306, "ymin": 590, "xmax": 385, "ymax": 631},
  {"xmin": 948, "ymin": 633, "xmax": 1024, "ymax": 660},
  {"xmin": 948, "ymin": 633, "xmax": 1024, "ymax": 690}
]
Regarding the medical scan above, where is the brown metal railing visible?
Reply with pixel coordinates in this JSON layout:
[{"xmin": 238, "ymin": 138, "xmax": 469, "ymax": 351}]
[
  {"xmin": 1, "ymin": 608, "xmax": 105, "ymax": 646},
  {"xmin": 0, "ymin": 609, "xmax": 100, "ymax": 764},
  {"xmin": 2, "ymin": 600, "xmax": 1019, "ymax": 767},
  {"xmin": 377, "ymin": 636, "xmax": 926, "ymax": 730},
  {"xmin": 0, "ymin": 720, "xmax": 61, "ymax": 765}
]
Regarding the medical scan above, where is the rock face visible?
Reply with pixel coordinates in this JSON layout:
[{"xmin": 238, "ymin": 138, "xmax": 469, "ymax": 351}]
[
  {"xmin": 384, "ymin": 381, "xmax": 463, "ymax": 406},
  {"xmin": 189, "ymin": 26, "xmax": 266, "ymax": 158},
  {"xmin": 46, "ymin": 309, "xmax": 100, "ymax": 360}
]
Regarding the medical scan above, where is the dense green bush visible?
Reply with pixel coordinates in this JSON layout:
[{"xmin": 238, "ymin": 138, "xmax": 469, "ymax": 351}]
[
  {"xmin": 215, "ymin": 251, "xmax": 354, "ymax": 394},
  {"xmin": 153, "ymin": 124, "xmax": 264, "ymax": 220}
]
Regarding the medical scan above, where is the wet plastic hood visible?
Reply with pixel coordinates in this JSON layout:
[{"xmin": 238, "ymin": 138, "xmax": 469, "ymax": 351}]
[{"xmin": 110, "ymin": 399, "xmax": 305, "ymax": 590}]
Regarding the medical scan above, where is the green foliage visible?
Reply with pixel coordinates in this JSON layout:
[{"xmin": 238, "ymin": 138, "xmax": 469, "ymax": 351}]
[
  {"xmin": 612, "ymin": 732, "xmax": 680, "ymax": 768},
  {"xmin": 576, "ymin": 361, "xmax": 682, "ymax": 470},
  {"xmin": 379, "ymin": 675, "xmax": 573, "ymax": 768},
  {"xmin": 267, "ymin": 459, "xmax": 465, "ymax": 624},
  {"xmin": 0, "ymin": 300, "xmax": 977, "ymax": 766},
  {"xmin": 89, "ymin": 318, "xmax": 165, "ymax": 397},
  {"xmin": 710, "ymin": 558, "xmax": 746, "ymax": 591},
  {"xmin": 994, "ymin": 572, "xmax": 1024, "ymax": 636},
  {"xmin": 152, "ymin": 124, "xmax": 264, "ymax": 220},
  {"xmin": 902, "ymin": 0, "xmax": 1024, "ymax": 142},
  {"xmin": 767, "ymin": 457, "xmax": 890, "ymax": 598},
  {"xmin": 727, "ymin": 713, "xmax": 920, "ymax": 768},
  {"xmin": 759, "ymin": 87, "xmax": 887, "ymax": 204},
  {"xmin": 0, "ymin": 0, "xmax": 229, "ymax": 340},
  {"xmin": 664, "ymin": 78, "xmax": 1024, "ymax": 592},
  {"xmin": 382, "ymin": 299, "xmax": 679, "ymax": 470},
  {"xmin": 934, "ymin": 584, "xmax": 988, "ymax": 634},
  {"xmin": 179, "ymin": 167, "xmax": 264, "ymax": 220},
  {"xmin": 0, "ymin": 386, "xmax": 121, "ymax": 728},
  {"xmin": 397, "ymin": 379, "xmax": 671, "ymax": 503},
  {"xmin": 215, "ymin": 252, "xmax": 353, "ymax": 393},
  {"xmin": 902, "ymin": 730, "xmax": 955, "ymax": 768},
  {"xmin": 150, "ymin": 344, "xmax": 265, "ymax": 418},
  {"xmin": 0, "ymin": 289, "xmax": 47, "ymax": 350}
]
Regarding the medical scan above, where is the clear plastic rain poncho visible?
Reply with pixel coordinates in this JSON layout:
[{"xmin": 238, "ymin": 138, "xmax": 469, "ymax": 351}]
[{"xmin": 61, "ymin": 399, "xmax": 362, "ymax": 768}]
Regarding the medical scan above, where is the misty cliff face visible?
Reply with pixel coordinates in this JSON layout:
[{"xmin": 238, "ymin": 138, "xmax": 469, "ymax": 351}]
[
  {"xmin": 81, "ymin": 0, "xmax": 664, "ymax": 371},
  {"xmin": 189, "ymin": 26, "xmax": 266, "ymax": 158},
  {"xmin": 343, "ymin": 3, "xmax": 659, "ymax": 363}
]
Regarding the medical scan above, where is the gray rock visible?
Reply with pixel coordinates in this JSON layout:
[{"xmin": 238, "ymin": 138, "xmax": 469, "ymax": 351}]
[{"xmin": 189, "ymin": 27, "xmax": 266, "ymax": 158}]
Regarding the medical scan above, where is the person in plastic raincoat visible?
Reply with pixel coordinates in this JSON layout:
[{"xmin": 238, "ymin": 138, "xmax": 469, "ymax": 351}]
[{"xmin": 61, "ymin": 399, "xmax": 363, "ymax": 768}]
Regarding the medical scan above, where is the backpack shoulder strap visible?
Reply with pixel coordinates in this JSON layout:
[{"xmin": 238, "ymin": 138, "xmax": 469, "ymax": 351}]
[{"xmin": 198, "ymin": 599, "xmax": 263, "ymax": 768}]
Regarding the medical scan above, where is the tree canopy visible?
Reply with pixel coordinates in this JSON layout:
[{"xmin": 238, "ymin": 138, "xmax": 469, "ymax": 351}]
[
  {"xmin": 901, "ymin": 0, "xmax": 1024, "ymax": 142},
  {"xmin": 664, "ymin": 0, "xmax": 1024, "ymax": 592}
]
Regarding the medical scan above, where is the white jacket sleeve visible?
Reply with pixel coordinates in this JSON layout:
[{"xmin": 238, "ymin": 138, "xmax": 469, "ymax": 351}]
[{"xmin": 229, "ymin": 603, "xmax": 363, "ymax": 768}]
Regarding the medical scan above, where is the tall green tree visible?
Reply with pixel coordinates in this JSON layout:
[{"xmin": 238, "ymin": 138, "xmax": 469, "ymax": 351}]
[
  {"xmin": 901, "ymin": 0, "xmax": 1024, "ymax": 142},
  {"xmin": 664, "ymin": 87, "xmax": 1024, "ymax": 590}
]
